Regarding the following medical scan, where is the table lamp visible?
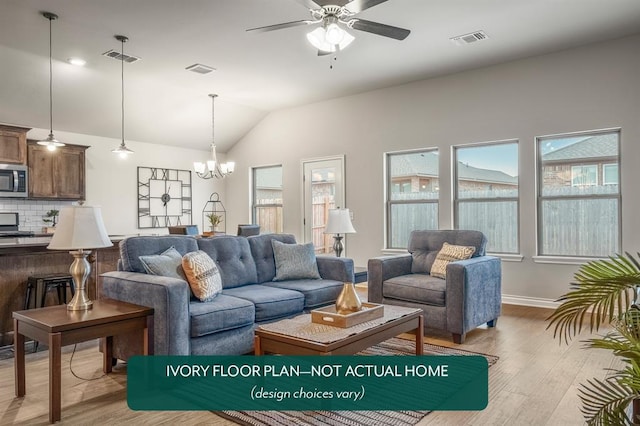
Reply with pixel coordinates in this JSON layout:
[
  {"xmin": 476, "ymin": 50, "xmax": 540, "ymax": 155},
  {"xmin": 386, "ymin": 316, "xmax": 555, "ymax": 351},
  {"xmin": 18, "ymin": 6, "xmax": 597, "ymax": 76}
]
[
  {"xmin": 324, "ymin": 208, "xmax": 356, "ymax": 257},
  {"xmin": 47, "ymin": 204, "xmax": 112, "ymax": 310}
]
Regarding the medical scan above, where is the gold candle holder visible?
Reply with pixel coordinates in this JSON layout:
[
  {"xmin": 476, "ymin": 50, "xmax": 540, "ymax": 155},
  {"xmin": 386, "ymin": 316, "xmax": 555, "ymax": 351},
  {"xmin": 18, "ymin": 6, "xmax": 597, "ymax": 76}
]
[{"xmin": 335, "ymin": 282, "xmax": 362, "ymax": 315}]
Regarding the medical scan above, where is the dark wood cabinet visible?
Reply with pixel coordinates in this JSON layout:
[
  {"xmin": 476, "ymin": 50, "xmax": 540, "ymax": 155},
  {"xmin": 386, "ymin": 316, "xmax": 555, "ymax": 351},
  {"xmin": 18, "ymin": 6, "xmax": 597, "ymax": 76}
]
[
  {"xmin": 27, "ymin": 140, "xmax": 88, "ymax": 200},
  {"xmin": 0, "ymin": 124, "xmax": 29, "ymax": 164}
]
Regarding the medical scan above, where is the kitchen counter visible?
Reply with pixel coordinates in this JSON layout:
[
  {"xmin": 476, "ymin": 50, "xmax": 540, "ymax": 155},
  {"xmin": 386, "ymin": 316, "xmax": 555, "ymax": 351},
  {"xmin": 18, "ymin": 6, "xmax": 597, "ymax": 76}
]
[{"xmin": 0, "ymin": 237, "xmax": 126, "ymax": 346}]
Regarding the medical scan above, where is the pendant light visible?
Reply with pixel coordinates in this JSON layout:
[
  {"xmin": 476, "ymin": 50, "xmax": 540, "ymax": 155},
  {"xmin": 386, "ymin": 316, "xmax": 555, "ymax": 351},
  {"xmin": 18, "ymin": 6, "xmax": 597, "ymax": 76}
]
[
  {"xmin": 37, "ymin": 12, "xmax": 65, "ymax": 151},
  {"xmin": 194, "ymin": 94, "xmax": 235, "ymax": 179},
  {"xmin": 112, "ymin": 35, "xmax": 134, "ymax": 158}
]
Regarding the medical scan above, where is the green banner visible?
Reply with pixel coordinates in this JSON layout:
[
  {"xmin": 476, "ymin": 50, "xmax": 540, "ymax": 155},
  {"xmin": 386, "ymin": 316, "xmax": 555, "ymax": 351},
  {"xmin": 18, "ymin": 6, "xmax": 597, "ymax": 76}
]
[{"xmin": 127, "ymin": 355, "xmax": 487, "ymax": 411}]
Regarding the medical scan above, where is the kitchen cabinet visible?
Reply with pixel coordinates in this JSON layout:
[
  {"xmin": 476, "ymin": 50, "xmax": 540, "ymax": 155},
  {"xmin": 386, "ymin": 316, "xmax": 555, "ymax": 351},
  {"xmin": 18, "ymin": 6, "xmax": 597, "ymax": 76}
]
[
  {"xmin": 27, "ymin": 140, "xmax": 88, "ymax": 200},
  {"xmin": 0, "ymin": 125, "xmax": 29, "ymax": 164}
]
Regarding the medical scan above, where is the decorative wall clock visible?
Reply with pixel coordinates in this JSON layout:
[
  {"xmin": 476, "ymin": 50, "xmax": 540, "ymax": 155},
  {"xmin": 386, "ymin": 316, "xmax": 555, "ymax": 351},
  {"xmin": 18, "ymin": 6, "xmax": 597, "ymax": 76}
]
[{"xmin": 137, "ymin": 167, "xmax": 192, "ymax": 229}]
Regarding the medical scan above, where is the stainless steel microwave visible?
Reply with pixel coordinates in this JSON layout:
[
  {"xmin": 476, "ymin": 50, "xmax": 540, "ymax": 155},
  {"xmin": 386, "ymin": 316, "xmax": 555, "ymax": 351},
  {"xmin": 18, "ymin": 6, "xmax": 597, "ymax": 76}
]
[{"xmin": 0, "ymin": 164, "xmax": 28, "ymax": 197}]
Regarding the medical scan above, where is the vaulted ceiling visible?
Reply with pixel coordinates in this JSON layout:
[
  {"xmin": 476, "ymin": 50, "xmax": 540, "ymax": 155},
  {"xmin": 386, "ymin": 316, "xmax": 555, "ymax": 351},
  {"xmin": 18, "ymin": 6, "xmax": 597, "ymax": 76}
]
[{"xmin": 1, "ymin": 0, "xmax": 640, "ymax": 152}]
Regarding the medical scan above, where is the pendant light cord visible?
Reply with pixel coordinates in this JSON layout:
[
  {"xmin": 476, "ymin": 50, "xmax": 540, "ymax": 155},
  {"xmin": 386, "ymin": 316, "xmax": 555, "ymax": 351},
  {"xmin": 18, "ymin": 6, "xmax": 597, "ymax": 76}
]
[
  {"xmin": 121, "ymin": 37, "xmax": 125, "ymax": 146},
  {"xmin": 48, "ymin": 15, "xmax": 53, "ymax": 134}
]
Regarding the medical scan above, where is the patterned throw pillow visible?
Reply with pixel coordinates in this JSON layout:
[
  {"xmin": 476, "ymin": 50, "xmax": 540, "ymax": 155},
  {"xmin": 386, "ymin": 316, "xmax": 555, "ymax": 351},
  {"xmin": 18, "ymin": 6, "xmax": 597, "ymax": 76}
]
[
  {"xmin": 182, "ymin": 251, "xmax": 223, "ymax": 302},
  {"xmin": 271, "ymin": 240, "xmax": 321, "ymax": 281},
  {"xmin": 139, "ymin": 246, "xmax": 187, "ymax": 280},
  {"xmin": 430, "ymin": 242, "xmax": 476, "ymax": 279}
]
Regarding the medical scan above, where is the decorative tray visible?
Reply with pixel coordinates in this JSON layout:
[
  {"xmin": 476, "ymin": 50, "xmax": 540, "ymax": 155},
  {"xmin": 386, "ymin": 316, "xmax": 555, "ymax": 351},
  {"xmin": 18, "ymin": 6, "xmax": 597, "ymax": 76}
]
[{"xmin": 311, "ymin": 303, "xmax": 384, "ymax": 328}]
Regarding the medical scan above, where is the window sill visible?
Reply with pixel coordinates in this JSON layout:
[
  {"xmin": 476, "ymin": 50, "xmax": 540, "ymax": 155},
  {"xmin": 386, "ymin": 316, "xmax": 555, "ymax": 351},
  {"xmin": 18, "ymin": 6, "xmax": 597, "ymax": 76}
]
[
  {"xmin": 532, "ymin": 255, "xmax": 602, "ymax": 265},
  {"xmin": 489, "ymin": 253, "xmax": 523, "ymax": 262},
  {"xmin": 381, "ymin": 249, "xmax": 408, "ymax": 256}
]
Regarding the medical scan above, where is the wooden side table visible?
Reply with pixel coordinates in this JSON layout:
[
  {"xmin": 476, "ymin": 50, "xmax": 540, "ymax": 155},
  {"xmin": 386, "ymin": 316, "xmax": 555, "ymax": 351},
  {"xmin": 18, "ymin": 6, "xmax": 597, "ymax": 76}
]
[{"xmin": 13, "ymin": 299, "xmax": 153, "ymax": 424}]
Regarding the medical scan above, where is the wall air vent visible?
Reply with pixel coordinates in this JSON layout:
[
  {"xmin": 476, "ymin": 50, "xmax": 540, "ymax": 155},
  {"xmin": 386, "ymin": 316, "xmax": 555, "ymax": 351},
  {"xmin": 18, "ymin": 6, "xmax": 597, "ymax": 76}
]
[
  {"xmin": 186, "ymin": 63, "xmax": 216, "ymax": 74},
  {"xmin": 102, "ymin": 49, "xmax": 141, "ymax": 63},
  {"xmin": 450, "ymin": 30, "xmax": 489, "ymax": 46}
]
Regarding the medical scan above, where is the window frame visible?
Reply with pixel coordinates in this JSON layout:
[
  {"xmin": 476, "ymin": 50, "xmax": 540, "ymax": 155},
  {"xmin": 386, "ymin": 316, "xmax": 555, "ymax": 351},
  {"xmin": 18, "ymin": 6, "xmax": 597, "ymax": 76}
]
[
  {"xmin": 452, "ymin": 139, "xmax": 520, "ymax": 255},
  {"xmin": 385, "ymin": 148, "xmax": 439, "ymax": 250},
  {"xmin": 535, "ymin": 128, "xmax": 621, "ymax": 259},
  {"xmin": 251, "ymin": 164, "xmax": 284, "ymax": 234}
]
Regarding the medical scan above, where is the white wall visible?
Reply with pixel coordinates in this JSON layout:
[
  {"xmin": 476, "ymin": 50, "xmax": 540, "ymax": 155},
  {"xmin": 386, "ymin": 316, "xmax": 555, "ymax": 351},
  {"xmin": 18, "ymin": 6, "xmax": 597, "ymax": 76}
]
[
  {"xmin": 224, "ymin": 34, "xmax": 640, "ymax": 304},
  {"xmin": 0, "ymin": 128, "xmax": 224, "ymax": 236}
]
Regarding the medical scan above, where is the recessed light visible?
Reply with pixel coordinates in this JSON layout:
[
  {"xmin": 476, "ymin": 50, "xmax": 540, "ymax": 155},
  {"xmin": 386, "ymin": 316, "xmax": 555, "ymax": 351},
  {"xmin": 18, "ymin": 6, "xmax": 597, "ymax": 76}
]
[{"xmin": 67, "ymin": 57, "xmax": 87, "ymax": 66}]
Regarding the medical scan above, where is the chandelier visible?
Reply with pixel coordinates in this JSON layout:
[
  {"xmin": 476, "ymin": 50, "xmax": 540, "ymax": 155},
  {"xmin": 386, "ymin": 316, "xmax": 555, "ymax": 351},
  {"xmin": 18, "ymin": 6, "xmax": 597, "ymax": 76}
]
[{"xmin": 194, "ymin": 94, "xmax": 235, "ymax": 179}]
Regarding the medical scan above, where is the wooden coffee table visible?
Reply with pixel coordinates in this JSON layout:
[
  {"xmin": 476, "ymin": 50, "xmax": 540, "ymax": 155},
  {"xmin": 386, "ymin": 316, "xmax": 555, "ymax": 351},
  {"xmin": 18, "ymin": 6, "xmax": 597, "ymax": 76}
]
[
  {"xmin": 254, "ymin": 304, "xmax": 423, "ymax": 356},
  {"xmin": 13, "ymin": 298, "xmax": 153, "ymax": 424}
]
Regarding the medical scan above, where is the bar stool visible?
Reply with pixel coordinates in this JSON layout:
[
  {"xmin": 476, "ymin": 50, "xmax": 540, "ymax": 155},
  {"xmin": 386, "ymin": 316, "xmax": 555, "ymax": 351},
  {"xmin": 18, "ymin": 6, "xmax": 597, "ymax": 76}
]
[{"xmin": 24, "ymin": 274, "xmax": 75, "ymax": 352}]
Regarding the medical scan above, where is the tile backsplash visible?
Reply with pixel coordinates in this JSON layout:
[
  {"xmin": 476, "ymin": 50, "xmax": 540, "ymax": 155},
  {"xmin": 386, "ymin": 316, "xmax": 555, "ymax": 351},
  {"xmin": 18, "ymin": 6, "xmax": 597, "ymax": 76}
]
[{"xmin": 0, "ymin": 200, "xmax": 73, "ymax": 233}]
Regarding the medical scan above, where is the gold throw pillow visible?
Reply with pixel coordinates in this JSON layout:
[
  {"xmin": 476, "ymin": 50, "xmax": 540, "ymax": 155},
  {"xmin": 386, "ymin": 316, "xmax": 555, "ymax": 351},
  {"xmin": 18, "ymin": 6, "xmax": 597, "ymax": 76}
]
[{"xmin": 430, "ymin": 242, "xmax": 476, "ymax": 279}]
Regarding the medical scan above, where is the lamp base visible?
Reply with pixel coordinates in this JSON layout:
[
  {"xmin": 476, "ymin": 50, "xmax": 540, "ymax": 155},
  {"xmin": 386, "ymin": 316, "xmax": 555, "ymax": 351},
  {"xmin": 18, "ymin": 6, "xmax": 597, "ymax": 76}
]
[
  {"xmin": 66, "ymin": 250, "xmax": 93, "ymax": 311},
  {"xmin": 332, "ymin": 235, "xmax": 344, "ymax": 257}
]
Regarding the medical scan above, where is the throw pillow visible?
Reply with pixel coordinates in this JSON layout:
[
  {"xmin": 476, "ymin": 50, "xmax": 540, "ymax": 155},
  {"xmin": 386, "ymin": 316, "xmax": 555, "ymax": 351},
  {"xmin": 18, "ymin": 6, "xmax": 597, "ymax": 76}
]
[
  {"xmin": 430, "ymin": 242, "xmax": 476, "ymax": 279},
  {"xmin": 271, "ymin": 239, "xmax": 321, "ymax": 281},
  {"xmin": 139, "ymin": 246, "xmax": 186, "ymax": 280},
  {"xmin": 182, "ymin": 251, "xmax": 223, "ymax": 302}
]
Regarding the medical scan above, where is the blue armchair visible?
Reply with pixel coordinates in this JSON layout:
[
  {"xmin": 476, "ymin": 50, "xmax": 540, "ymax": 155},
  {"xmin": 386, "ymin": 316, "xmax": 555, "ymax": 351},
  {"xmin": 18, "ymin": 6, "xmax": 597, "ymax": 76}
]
[{"xmin": 368, "ymin": 230, "xmax": 501, "ymax": 344}]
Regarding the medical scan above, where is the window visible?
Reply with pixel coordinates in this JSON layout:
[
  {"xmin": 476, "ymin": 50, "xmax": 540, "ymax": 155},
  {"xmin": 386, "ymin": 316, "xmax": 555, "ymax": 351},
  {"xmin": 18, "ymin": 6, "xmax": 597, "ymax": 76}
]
[
  {"xmin": 386, "ymin": 149, "xmax": 439, "ymax": 249},
  {"xmin": 603, "ymin": 164, "xmax": 619, "ymax": 185},
  {"xmin": 454, "ymin": 141, "xmax": 519, "ymax": 254},
  {"xmin": 571, "ymin": 165, "xmax": 597, "ymax": 186},
  {"xmin": 537, "ymin": 130, "xmax": 620, "ymax": 257},
  {"xmin": 252, "ymin": 165, "xmax": 283, "ymax": 234}
]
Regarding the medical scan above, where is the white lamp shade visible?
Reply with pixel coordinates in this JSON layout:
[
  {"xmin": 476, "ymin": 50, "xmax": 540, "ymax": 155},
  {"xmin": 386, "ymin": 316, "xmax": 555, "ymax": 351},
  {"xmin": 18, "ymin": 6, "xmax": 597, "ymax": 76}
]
[
  {"xmin": 47, "ymin": 205, "xmax": 112, "ymax": 250},
  {"xmin": 324, "ymin": 208, "xmax": 356, "ymax": 234}
]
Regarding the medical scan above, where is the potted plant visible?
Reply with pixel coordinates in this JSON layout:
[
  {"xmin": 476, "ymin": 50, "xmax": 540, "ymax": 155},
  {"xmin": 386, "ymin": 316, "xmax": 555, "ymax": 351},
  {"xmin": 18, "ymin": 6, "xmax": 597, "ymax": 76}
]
[
  {"xmin": 205, "ymin": 213, "xmax": 223, "ymax": 234},
  {"xmin": 547, "ymin": 253, "xmax": 640, "ymax": 424},
  {"xmin": 43, "ymin": 209, "xmax": 59, "ymax": 233}
]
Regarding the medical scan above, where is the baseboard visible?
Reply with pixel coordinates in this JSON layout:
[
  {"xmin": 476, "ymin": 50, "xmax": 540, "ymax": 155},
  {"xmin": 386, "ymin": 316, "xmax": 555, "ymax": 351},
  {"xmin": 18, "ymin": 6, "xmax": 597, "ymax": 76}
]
[{"xmin": 502, "ymin": 294, "xmax": 560, "ymax": 309}]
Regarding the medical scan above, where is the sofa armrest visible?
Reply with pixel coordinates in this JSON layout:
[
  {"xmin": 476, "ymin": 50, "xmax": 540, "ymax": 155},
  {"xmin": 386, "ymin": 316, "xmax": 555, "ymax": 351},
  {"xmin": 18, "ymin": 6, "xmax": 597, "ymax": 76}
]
[
  {"xmin": 367, "ymin": 254, "xmax": 413, "ymax": 303},
  {"xmin": 316, "ymin": 255, "xmax": 354, "ymax": 282},
  {"xmin": 445, "ymin": 256, "xmax": 502, "ymax": 334},
  {"xmin": 100, "ymin": 271, "xmax": 191, "ymax": 356}
]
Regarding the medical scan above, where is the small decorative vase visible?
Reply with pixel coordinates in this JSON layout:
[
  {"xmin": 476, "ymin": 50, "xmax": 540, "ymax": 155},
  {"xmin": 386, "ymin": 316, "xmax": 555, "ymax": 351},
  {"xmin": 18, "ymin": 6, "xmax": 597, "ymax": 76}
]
[{"xmin": 336, "ymin": 282, "xmax": 362, "ymax": 315}]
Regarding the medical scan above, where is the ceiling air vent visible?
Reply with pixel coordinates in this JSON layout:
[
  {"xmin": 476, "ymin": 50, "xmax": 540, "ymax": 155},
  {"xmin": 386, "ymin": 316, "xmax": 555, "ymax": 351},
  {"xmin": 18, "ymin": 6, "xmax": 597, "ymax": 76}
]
[
  {"xmin": 102, "ymin": 49, "xmax": 141, "ymax": 63},
  {"xmin": 186, "ymin": 63, "xmax": 216, "ymax": 74},
  {"xmin": 450, "ymin": 30, "xmax": 489, "ymax": 46}
]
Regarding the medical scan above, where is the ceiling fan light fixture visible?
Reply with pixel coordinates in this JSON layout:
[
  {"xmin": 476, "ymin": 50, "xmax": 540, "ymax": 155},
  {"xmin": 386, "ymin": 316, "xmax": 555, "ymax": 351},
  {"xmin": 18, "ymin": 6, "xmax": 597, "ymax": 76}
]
[
  {"xmin": 307, "ymin": 26, "xmax": 354, "ymax": 53},
  {"xmin": 325, "ymin": 22, "xmax": 344, "ymax": 44}
]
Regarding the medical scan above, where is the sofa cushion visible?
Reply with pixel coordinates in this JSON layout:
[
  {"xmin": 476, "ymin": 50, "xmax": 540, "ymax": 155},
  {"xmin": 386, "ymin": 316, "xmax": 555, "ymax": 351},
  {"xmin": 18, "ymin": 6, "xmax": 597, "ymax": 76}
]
[
  {"xmin": 120, "ymin": 236, "xmax": 199, "ymax": 273},
  {"xmin": 139, "ymin": 246, "xmax": 187, "ymax": 280},
  {"xmin": 248, "ymin": 233, "xmax": 297, "ymax": 283},
  {"xmin": 271, "ymin": 240, "xmax": 321, "ymax": 281},
  {"xmin": 189, "ymin": 295, "xmax": 255, "ymax": 337},
  {"xmin": 222, "ymin": 284, "xmax": 305, "ymax": 322},
  {"xmin": 430, "ymin": 242, "xmax": 476, "ymax": 279},
  {"xmin": 263, "ymin": 279, "xmax": 343, "ymax": 309},
  {"xmin": 182, "ymin": 251, "xmax": 223, "ymax": 301},
  {"xmin": 383, "ymin": 274, "xmax": 446, "ymax": 307},
  {"xmin": 197, "ymin": 236, "xmax": 258, "ymax": 288}
]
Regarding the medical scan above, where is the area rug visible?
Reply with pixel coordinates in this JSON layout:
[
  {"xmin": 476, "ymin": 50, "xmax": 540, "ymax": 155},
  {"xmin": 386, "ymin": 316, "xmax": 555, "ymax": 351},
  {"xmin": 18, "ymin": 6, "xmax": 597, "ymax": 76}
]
[{"xmin": 216, "ymin": 337, "xmax": 498, "ymax": 426}]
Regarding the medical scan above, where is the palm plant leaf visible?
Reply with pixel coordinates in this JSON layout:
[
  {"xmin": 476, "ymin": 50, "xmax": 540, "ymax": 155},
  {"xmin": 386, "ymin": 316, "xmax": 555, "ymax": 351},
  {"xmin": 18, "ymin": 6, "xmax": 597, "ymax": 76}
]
[
  {"xmin": 578, "ymin": 376, "xmax": 635, "ymax": 425},
  {"xmin": 547, "ymin": 253, "xmax": 640, "ymax": 344}
]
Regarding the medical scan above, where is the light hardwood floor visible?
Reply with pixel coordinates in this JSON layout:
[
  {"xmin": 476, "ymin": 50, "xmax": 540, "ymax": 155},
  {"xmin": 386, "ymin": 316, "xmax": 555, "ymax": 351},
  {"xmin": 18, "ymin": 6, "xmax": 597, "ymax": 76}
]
[{"xmin": 0, "ymin": 304, "xmax": 618, "ymax": 425}]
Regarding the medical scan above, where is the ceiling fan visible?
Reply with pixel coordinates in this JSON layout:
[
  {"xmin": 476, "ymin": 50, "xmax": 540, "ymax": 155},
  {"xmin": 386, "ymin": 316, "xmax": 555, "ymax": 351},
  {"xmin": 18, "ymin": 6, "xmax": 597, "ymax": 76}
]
[{"xmin": 247, "ymin": 0, "xmax": 410, "ymax": 55}]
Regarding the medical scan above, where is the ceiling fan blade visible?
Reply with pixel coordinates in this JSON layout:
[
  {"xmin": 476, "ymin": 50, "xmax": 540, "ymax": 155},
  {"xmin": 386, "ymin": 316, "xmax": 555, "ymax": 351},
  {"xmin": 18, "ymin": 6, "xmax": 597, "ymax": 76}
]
[
  {"xmin": 246, "ymin": 20, "xmax": 315, "ymax": 33},
  {"xmin": 344, "ymin": 0, "xmax": 389, "ymax": 13},
  {"xmin": 349, "ymin": 19, "xmax": 410, "ymax": 40},
  {"xmin": 317, "ymin": 49, "xmax": 332, "ymax": 56},
  {"xmin": 291, "ymin": 0, "xmax": 323, "ymax": 9}
]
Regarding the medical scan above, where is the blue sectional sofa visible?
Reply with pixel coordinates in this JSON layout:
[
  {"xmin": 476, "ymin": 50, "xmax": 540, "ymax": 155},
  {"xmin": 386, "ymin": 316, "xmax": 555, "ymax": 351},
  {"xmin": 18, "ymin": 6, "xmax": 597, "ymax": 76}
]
[{"xmin": 100, "ymin": 233, "xmax": 354, "ymax": 359}]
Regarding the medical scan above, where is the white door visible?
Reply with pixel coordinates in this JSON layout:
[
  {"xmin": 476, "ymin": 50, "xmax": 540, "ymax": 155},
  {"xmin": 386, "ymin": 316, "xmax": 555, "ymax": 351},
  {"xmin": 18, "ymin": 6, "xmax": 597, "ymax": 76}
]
[{"xmin": 302, "ymin": 157, "xmax": 345, "ymax": 254}]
